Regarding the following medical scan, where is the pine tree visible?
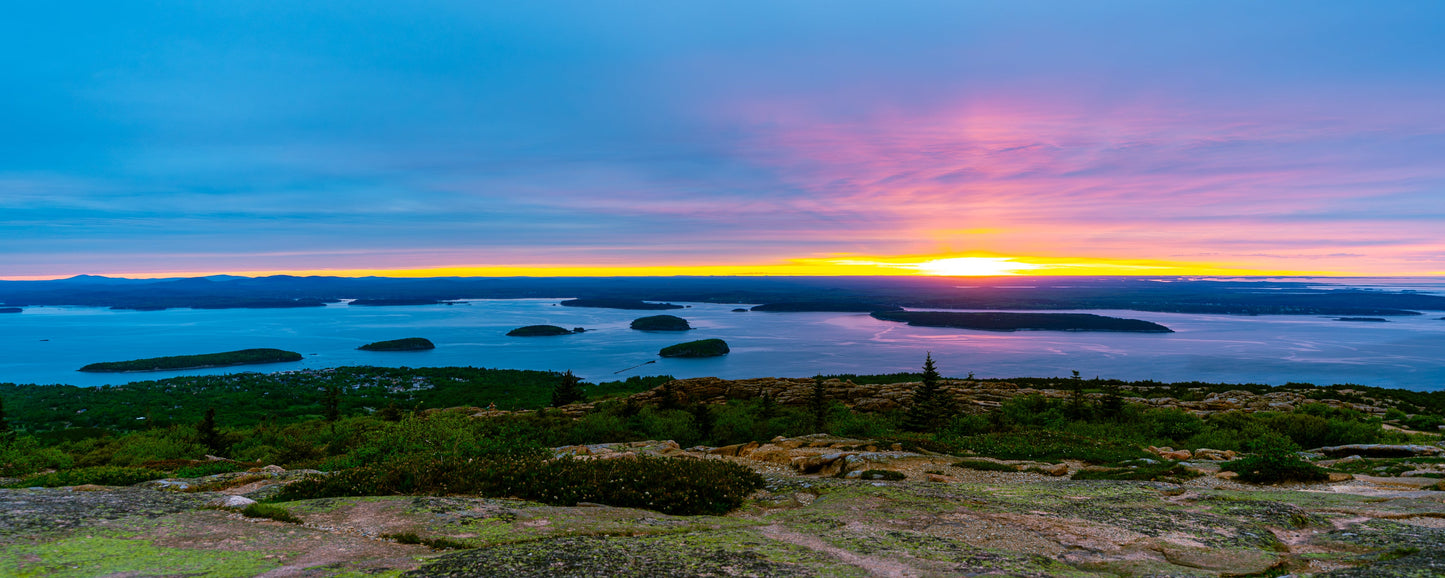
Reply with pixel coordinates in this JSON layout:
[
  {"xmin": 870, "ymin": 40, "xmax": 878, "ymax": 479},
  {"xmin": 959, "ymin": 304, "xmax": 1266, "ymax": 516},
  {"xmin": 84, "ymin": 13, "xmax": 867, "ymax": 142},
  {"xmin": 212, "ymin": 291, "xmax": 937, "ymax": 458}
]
[
  {"xmin": 809, "ymin": 375, "xmax": 829, "ymax": 434},
  {"xmin": 551, "ymin": 370, "xmax": 586, "ymax": 407},
  {"xmin": 903, "ymin": 353, "xmax": 956, "ymax": 432},
  {"xmin": 1067, "ymin": 370, "xmax": 1088, "ymax": 420},
  {"xmin": 688, "ymin": 403, "xmax": 715, "ymax": 441},
  {"xmin": 196, "ymin": 408, "xmax": 223, "ymax": 454}
]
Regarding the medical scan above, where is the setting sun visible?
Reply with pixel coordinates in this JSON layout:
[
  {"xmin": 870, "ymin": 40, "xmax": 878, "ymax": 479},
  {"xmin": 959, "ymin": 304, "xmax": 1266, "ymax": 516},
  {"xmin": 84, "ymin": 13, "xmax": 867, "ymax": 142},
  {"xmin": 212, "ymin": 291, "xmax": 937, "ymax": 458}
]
[{"xmin": 910, "ymin": 257, "xmax": 1040, "ymax": 276}]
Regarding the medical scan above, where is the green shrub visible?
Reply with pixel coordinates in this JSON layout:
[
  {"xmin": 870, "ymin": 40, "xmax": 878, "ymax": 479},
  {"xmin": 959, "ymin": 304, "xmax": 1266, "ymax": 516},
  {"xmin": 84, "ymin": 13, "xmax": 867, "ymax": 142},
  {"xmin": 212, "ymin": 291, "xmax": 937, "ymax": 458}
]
[
  {"xmin": 944, "ymin": 430, "xmax": 1148, "ymax": 464},
  {"xmin": 275, "ymin": 455, "xmax": 763, "ymax": 516},
  {"xmin": 174, "ymin": 461, "xmax": 252, "ymax": 478},
  {"xmin": 8, "ymin": 466, "xmax": 166, "ymax": 488},
  {"xmin": 951, "ymin": 459, "xmax": 1018, "ymax": 472},
  {"xmin": 0, "ymin": 437, "xmax": 73, "ymax": 477},
  {"xmin": 1145, "ymin": 409, "xmax": 1204, "ymax": 442},
  {"xmin": 240, "ymin": 503, "xmax": 302, "ymax": 524},
  {"xmin": 1071, "ymin": 463, "xmax": 1201, "ymax": 483},
  {"xmin": 1221, "ymin": 433, "xmax": 1328, "ymax": 484},
  {"xmin": 381, "ymin": 532, "xmax": 471, "ymax": 550}
]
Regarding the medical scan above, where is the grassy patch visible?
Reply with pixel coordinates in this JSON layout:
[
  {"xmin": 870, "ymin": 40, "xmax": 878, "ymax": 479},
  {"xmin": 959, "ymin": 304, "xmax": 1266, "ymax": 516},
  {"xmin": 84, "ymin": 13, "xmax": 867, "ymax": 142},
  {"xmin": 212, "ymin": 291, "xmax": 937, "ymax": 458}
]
[
  {"xmin": 950, "ymin": 459, "xmax": 1019, "ymax": 472},
  {"xmin": 239, "ymin": 503, "xmax": 302, "ymax": 524},
  {"xmin": 942, "ymin": 430, "xmax": 1148, "ymax": 463},
  {"xmin": 381, "ymin": 532, "xmax": 472, "ymax": 550},
  {"xmin": 1071, "ymin": 463, "xmax": 1202, "ymax": 483},
  {"xmin": 6, "ymin": 466, "xmax": 167, "ymax": 488}
]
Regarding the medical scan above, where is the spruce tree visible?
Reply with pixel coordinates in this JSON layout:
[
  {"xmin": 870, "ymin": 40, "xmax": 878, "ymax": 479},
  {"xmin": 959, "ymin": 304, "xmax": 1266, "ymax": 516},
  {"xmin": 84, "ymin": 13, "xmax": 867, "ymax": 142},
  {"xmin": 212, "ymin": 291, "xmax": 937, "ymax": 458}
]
[
  {"xmin": 196, "ymin": 408, "xmax": 223, "ymax": 454},
  {"xmin": 323, "ymin": 385, "xmax": 341, "ymax": 422},
  {"xmin": 903, "ymin": 353, "xmax": 955, "ymax": 432},
  {"xmin": 809, "ymin": 375, "xmax": 829, "ymax": 434},
  {"xmin": 551, "ymin": 370, "xmax": 586, "ymax": 407},
  {"xmin": 0, "ymin": 395, "xmax": 13, "ymax": 443}
]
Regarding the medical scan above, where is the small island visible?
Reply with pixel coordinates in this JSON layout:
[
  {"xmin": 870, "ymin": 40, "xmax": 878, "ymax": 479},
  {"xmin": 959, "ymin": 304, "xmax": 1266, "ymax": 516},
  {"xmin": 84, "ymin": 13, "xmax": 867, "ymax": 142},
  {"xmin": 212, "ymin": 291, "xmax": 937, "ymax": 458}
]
[
  {"xmin": 79, "ymin": 348, "xmax": 303, "ymax": 373},
  {"xmin": 659, "ymin": 338, "xmax": 730, "ymax": 358},
  {"xmin": 357, "ymin": 337, "xmax": 436, "ymax": 351},
  {"xmin": 732, "ymin": 308, "xmax": 749, "ymax": 312},
  {"xmin": 630, "ymin": 315, "xmax": 692, "ymax": 331},
  {"xmin": 751, "ymin": 302, "xmax": 904, "ymax": 313},
  {"xmin": 507, "ymin": 325, "xmax": 577, "ymax": 337},
  {"xmin": 1336, "ymin": 317, "xmax": 1389, "ymax": 323},
  {"xmin": 0, "ymin": 307, "xmax": 20, "ymax": 313},
  {"xmin": 870, "ymin": 311, "xmax": 1173, "ymax": 333},
  {"xmin": 559, "ymin": 298, "xmax": 684, "ymax": 310}
]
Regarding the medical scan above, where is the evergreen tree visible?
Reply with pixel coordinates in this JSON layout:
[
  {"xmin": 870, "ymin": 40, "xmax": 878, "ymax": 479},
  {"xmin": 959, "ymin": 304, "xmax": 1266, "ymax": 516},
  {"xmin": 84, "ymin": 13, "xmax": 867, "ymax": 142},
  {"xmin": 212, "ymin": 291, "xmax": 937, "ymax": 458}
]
[
  {"xmin": 809, "ymin": 375, "xmax": 829, "ymax": 434},
  {"xmin": 323, "ymin": 385, "xmax": 341, "ymax": 422},
  {"xmin": 902, "ymin": 353, "xmax": 956, "ymax": 432},
  {"xmin": 689, "ymin": 402, "xmax": 715, "ymax": 441},
  {"xmin": 196, "ymin": 407, "xmax": 223, "ymax": 454},
  {"xmin": 1067, "ymin": 370, "xmax": 1089, "ymax": 420},
  {"xmin": 0, "ymin": 395, "xmax": 13, "ymax": 443},
  {"xmin": 377, "ymin": 402, "xmax": 404, "ymax": 422},
  {"xmin": 551, "ymin": 370, "xmax": 586, "ymax": 407},
  {"xmin": 1099, "ymin": 380, "xmax": 1124, "ymax": 420}
]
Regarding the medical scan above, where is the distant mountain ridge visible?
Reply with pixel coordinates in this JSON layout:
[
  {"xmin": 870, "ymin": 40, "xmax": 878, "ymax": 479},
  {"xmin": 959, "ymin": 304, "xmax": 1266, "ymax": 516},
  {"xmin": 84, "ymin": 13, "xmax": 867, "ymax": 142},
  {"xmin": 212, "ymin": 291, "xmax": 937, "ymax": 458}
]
[{"xmin": 2, "ymin": 275, "xmax": 1443, "ymax": 315}]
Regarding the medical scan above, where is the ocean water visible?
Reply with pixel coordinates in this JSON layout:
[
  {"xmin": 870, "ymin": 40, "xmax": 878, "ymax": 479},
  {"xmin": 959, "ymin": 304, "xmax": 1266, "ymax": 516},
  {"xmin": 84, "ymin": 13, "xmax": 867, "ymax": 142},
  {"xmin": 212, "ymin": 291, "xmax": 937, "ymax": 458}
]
[{"xmin": 2, "ymin": 294, "xmax": 1444, "ymax": 390}]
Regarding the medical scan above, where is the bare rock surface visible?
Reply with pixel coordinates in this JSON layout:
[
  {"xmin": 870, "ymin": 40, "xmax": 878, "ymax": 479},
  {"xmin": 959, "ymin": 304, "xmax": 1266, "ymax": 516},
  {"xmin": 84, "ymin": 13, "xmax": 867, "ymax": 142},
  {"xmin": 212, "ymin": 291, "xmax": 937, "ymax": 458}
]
[{"xmin": 4, "ymin": 436, "xmax": 1445, "ymax": 576}]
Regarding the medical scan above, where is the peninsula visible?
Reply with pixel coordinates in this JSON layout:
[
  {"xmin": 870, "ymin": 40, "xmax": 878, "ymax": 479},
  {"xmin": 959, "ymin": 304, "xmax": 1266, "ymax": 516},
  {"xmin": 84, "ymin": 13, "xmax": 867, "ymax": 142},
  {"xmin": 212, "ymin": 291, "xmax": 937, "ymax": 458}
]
[
  {"xmin": 560, "ymin": 298, "xmax": 684, "ymax": 310},
  {"xmin": 870, "ymin": 311, "xmax": 1173, "ymax": 333},
  {"xmin": 78, "ymin": 348, "xmax": 304, "ymax": 373}
]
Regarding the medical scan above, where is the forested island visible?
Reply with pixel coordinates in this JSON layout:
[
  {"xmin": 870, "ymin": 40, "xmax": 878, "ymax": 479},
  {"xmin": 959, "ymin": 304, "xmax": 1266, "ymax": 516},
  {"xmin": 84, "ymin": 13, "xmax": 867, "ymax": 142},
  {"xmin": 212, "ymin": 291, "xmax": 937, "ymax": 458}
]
[
  {"xmin": 349, "ymin": 298, "xmax": 448, "ymax": 307},
  {"xmin": 560, "ymin": 298, "xmax": 683, "ymax": 310},
  {"xmin": 0, "ymin": 307, "xmax": 20, "ymax": 313},
  {"xmin": 78, "ymin": 348, "xmax": 304, "ymax": 373},
  {"xmin": 1336, "ymin": 317, "xmax": 1389, "ymax": 323},
  {"xmin": 506, "ymin": 325, "xmax": 576, "ymax": 337},
  {"xmin": 659, "ymin": 338, "xmax": 730, "ymax": 357},
  {"xmin": 870, "ymin": 311, "xmax": 1174, "ymax": 332},
  {"xmin": 751, "ymin": 301, "xmax": 903, "ymax": 312},
  {"xmin": 630, "ymin": 315, "xmax": 692, "ymax": 331},
  {"xmin": 357, "ymin": 337, "xmax": 436, "ymax": 351}
]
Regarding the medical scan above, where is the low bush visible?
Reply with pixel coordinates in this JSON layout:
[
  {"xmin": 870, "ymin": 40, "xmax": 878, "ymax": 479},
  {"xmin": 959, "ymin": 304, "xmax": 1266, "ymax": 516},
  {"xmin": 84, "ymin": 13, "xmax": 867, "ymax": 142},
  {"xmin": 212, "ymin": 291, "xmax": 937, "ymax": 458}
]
[
  {"xmin": 1071, "ymin": 463, "xmax": 1201, "ymax": 483},
  {"xmin": 7, "ymin": 466, "xmax": 166, "ymax": 488},
  {"xmin": 951, "ymin": 459, "xmax": 1018, "ymax": 472},
  {"xmin": 381, "ymin": 532, "xmax": 471, "ymax": 550},
  {"xmin": 240, "ymin": 503, "xmax": 302, "ymax": 524},
  {"xmin": 275, "ymin": 455, "xmax": 764, "ymax": 516},
  {"xmin": 184, "ymin": 473, "xmax": 270, "ymax": 493},
  {"xmin": 174, "ymin": 461, "xmax": 253, "ymax": 478},
  {"xmin": 1221, "ymin": 433, "xmax": 1328, "ymax": 484},
  {"xmin": 942, "ymin": 430, "xmax": 1148, "ymax": 463}
]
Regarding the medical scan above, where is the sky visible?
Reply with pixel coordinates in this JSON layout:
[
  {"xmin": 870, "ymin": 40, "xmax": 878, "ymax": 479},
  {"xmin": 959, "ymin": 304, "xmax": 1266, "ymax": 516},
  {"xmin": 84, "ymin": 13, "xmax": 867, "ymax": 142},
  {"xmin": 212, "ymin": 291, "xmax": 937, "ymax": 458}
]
[{"xmin": 3, "ymin": 1, "xmax": 1444, "ymax": 279}]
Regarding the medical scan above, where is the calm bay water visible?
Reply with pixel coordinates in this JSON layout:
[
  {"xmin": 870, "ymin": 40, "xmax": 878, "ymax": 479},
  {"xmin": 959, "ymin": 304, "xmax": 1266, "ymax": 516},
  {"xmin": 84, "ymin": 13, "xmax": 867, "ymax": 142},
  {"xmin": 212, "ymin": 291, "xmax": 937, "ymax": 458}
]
[{"xmin": 2, "ymin": 292, "xmax": 1444, "ymax": 390}]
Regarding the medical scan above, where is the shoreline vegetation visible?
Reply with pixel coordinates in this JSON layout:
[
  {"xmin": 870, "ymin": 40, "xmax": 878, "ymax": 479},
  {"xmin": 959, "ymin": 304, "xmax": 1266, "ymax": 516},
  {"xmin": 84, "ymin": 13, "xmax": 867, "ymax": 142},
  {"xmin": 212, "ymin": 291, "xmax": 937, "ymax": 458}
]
[
  {"xmin": 870, "ymin": 311, "xmax": 1174, "ymax": 333},
  {"xmin": 357, "ymin": 337, "xmax": 435, "ymax": 351},
  {"xmin": 77, "ymin": 348, "xmax": 303, "ymax": 373}
]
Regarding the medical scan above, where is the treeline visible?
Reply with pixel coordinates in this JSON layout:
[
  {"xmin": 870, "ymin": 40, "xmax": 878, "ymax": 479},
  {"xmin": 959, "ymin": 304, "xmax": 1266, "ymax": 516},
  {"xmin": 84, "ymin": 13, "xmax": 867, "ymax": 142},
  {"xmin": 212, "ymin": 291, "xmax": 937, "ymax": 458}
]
[{"xmin": 0, "ymin": 366, "xmax": 668, "ymax": 434}]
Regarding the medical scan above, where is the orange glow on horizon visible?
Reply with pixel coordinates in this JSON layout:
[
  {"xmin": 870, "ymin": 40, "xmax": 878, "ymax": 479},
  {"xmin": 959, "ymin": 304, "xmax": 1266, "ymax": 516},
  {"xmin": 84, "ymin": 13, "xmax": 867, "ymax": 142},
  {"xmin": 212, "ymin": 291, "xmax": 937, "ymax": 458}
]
[{"xmin": 1, "ymin": 253, "xmax": 1392, "ymax": 281}]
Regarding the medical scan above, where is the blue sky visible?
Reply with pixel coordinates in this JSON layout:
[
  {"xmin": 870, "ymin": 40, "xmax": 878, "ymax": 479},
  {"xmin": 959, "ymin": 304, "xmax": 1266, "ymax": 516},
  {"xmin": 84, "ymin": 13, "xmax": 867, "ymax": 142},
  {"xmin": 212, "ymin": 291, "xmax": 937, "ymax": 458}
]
[{"xmin": 3, "ymin": 1, "xmax": 1444, "ymax": 278}]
